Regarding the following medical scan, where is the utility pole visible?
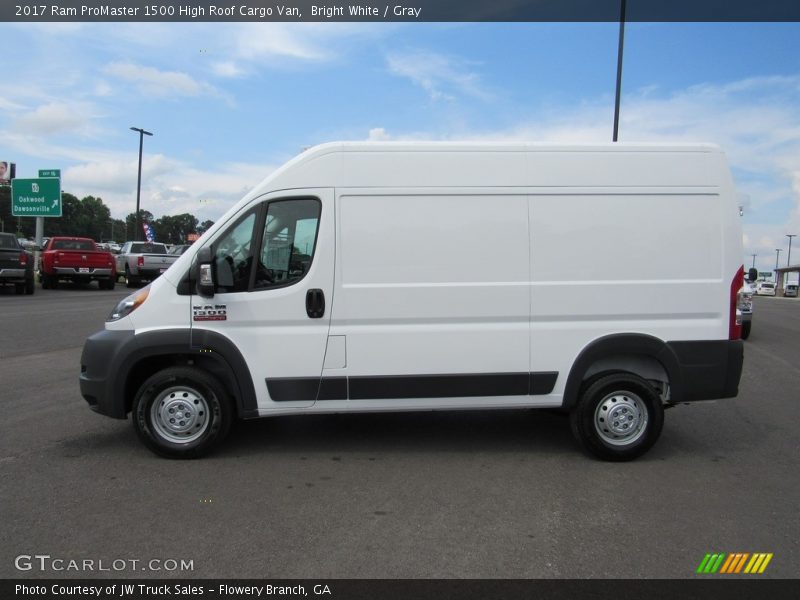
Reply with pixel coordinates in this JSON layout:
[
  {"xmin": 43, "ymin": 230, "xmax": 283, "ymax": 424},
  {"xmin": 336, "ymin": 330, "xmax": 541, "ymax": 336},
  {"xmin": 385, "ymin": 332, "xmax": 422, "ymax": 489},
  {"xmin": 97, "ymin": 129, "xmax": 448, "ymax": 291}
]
[{"xmin": 612, "ymin": 0, "xmax": 627, "ymax": 142}]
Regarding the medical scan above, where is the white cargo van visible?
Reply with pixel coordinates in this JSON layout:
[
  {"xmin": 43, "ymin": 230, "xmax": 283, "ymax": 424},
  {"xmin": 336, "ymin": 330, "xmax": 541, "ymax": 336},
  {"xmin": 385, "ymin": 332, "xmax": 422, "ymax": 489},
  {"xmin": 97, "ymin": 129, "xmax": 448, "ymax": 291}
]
[{"xmin": 80, "ymin": 142, "xmax": 745, "ymax": 460}]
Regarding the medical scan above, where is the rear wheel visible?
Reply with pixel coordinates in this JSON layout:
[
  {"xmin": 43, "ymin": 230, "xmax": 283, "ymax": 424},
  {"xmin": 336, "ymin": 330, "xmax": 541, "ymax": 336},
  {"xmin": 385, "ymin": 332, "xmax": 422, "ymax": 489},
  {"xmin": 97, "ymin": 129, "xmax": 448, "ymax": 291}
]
[
  {"xmin": 741, "ymin": 321, "xmax": 751, "ymax": 340},
  {"xmin": 25, "ymin": 277, "xmax": 34, "ymax": 295},
  {"xmin": 570, "ymin": 373, "xmax": 664, "ymax": 461},
  {"xmin": 125, "ymin": 267, "xmax": 140, "ymax": 288},
  {"xmin": 43, "ymin": 274, "xmax": 58, "ymax": 289},
  {"xmin": 103, "ymin": 277, "xmax": 116, "ymax": 290},
  {"xmin": 132, "ymin": 366, "xmax": 234, "ymax": 459},
  {"xmin": 15, "ymin": 283, "xmax": 24, "ymax": 295}
]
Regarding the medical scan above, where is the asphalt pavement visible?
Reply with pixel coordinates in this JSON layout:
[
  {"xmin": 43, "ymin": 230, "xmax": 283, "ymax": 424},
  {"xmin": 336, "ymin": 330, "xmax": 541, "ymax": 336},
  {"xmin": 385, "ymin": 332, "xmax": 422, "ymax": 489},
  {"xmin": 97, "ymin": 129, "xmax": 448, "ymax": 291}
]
[{"xmin": 1, "ymin": 286, "xmax": 798, "ymax": 579}]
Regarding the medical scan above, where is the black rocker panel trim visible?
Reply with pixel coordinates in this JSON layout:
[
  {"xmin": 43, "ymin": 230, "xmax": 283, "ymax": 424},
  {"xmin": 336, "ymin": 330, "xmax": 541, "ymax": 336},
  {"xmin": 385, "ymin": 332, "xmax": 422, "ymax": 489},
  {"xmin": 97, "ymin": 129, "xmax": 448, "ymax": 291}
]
[{"xmin": 266, "ymin": 372, "xmax": 558, "ymax": 402}]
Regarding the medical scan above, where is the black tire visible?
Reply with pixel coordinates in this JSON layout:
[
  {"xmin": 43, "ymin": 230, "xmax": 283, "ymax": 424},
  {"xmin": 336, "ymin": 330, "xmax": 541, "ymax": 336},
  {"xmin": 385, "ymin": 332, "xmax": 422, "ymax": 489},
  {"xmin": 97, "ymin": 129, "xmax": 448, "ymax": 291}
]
[
  {"xmin": 25, "ymin": 277, "xmax": 34, "ymax": 295},
  {"xmin": 570, "ymin": 373, "xmax": 664, "ymax": 461},
  {"xmin": 741, "ymin": 321, "xmax": 751, "ymax": 340},
  {"xmin": 103, "ymin": 277, "xmax": 116, "ymax": 290},
  {"xmin": 125, "ymin": 267, "xmax": 139, "ymax": 288},
  {"xmin": 132, "ymin": 366, "xmax": 233, "ymax": 459},
  {"xmin": 15, "ymin": 283, "xmax": 24, "ymax": 295}
]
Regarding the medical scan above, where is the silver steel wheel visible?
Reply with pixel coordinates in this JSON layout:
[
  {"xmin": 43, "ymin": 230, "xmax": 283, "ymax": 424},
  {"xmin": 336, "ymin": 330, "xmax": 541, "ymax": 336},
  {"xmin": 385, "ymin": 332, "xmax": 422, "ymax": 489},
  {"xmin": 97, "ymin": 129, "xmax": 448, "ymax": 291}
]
[
  {"xmin": 150, "ymin": 386, "xmax": 210, "ymax": 444},
  {"xmin": 593, "ymin": 390, "xmax": 648, "ymax": 446}
]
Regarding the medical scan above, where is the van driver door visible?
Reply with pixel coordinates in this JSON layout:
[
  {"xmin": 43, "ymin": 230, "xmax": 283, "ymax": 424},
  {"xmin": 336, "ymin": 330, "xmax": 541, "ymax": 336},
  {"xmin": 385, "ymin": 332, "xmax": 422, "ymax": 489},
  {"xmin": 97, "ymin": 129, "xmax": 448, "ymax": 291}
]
[{"xmin": 190, "ymin": 189, "xmax": 335, "ymax": 410}]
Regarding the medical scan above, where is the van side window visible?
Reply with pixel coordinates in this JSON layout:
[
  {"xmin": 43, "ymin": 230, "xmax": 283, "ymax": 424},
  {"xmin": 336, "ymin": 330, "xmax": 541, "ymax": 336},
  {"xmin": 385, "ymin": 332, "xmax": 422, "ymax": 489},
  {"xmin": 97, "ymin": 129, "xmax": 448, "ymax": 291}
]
[
  {"xmin": 213, "ymin": 211, "xmax": 257, "ymax": 293},
  {"xmin": 254, "ymin": 199, "xmax": 321, "ymax": 290}
]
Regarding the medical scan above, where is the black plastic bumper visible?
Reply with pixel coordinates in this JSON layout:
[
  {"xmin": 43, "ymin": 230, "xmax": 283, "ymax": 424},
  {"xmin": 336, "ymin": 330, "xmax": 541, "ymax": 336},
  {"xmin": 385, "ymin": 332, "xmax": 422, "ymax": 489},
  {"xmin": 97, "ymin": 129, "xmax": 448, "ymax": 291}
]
[
  {"xmin": 667, "ymin": 339, "xmax": 743, "ymax": 402},
  {"xmin": 80, "ymin": 330, "xmax": 135, "ymax": 419}
]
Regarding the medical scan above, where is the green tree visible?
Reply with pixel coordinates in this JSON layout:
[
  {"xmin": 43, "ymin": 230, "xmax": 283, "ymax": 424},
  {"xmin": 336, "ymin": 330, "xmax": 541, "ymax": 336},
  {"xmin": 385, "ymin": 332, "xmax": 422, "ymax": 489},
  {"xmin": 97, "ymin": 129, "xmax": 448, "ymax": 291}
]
[
  {"xmin": 125, "ymin": 210, "xmax": 154, "ymax": 241},
  {"xmin": 154, "ymin": 213, "xmax": 199, "ymax": 244},
  {"xmin": 198, "ymin": 219, "xmax": 215, "ymax": 234}
]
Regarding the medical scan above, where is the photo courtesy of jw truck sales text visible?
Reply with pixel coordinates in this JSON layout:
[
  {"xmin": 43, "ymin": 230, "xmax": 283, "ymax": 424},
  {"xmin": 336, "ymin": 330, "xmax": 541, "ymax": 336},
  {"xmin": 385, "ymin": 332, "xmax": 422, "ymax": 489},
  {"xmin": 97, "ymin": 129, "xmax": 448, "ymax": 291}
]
[{"xmin": 79, "ymin": 142, "xmax": 746, "ymax": 461}]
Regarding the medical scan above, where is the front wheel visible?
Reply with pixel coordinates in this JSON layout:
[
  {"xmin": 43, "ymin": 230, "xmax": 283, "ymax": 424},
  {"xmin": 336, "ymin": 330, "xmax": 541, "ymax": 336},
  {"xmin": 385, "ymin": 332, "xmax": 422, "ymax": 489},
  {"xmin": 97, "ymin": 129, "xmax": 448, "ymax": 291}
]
[
  {"xmin": 132, "ymin": 367, "xmax": 233, "ymax": 459},
  {"xmin": 570, "ymin": 373, "xmax": 664, "ymax": 461}
]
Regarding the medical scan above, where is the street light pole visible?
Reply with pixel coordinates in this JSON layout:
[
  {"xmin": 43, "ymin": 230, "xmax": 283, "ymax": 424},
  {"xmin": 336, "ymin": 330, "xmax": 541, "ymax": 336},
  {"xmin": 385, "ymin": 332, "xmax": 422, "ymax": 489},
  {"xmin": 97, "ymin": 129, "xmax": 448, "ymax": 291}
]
[
  {"xmin": 787, "ymin": 234, "xmax": 797, "ymax": 266},
  {"xmin": 130, "ymin": 127, "xmax": 153, "ymax": 241},
  {"xmin": 750, "ymin": 254, "xmax": 757, "ymax": 269}
]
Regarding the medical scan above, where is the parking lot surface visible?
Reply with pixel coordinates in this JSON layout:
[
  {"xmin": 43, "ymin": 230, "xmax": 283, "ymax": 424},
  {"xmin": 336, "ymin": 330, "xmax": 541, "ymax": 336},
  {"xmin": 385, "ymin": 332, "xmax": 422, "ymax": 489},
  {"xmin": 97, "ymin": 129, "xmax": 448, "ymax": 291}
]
[{"xmin": 1, "ymin": 287, "xmax": 798, "ymax": 578}]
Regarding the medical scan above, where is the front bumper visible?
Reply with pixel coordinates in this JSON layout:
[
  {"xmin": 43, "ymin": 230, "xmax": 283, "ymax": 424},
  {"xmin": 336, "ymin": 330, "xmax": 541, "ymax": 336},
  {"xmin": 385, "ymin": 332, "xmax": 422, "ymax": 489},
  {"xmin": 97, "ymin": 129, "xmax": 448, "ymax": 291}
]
[{"xmin": 80, "ymin": 330, "xmax": 135, "ymax": 419}]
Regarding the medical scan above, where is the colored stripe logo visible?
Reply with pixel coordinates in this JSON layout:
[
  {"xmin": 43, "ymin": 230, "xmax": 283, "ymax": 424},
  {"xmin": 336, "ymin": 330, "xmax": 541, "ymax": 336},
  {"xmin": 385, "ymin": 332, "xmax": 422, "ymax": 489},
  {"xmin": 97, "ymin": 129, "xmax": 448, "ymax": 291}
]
[{"xmin": 697, "ymin": 553, "xmax": 773, "ymax": 574}]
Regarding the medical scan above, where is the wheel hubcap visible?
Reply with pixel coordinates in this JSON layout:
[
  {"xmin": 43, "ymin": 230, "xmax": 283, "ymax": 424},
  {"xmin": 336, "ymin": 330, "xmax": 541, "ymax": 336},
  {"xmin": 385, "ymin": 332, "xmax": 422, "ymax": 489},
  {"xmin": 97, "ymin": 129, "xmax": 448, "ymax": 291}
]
[
  {"xmin": 151, "ymin": 386, "xmax": 210, "ymax": 444},
  {"xmin": 594, "ymin": 391, "xmax": 648, "ymax": 446}
]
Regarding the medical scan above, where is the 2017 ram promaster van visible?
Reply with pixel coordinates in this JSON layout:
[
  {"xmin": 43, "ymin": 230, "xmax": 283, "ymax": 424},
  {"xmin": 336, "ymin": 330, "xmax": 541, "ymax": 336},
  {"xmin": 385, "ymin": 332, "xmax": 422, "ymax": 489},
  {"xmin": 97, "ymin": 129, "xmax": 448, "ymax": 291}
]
[{"xmin": 80, "ymin": 142, "xmax": 745, "ymax": 460}]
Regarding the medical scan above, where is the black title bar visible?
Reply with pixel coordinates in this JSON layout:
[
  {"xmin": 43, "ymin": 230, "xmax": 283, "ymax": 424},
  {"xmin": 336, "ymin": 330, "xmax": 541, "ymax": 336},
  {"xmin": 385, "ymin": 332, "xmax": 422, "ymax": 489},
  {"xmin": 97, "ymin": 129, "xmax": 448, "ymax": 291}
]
[{"xmin": 4, "ymin": 0, "xmax": 800, "ymax": 22}]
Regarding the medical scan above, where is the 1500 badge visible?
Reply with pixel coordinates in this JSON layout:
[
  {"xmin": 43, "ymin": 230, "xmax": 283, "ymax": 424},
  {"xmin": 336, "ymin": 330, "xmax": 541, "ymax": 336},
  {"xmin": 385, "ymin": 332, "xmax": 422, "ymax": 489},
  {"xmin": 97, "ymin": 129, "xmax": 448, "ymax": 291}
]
[{"xmin": 193, "ymin": 304, "xmax": 227, "ymax": 321}]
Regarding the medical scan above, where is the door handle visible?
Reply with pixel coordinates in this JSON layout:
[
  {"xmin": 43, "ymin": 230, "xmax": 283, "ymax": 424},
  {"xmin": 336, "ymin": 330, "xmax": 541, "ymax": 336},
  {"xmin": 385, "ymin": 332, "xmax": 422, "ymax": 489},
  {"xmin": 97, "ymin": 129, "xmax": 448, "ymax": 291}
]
[{"xmin": 306, "ymin": 288, "xmax": 325, "ymax": 319}]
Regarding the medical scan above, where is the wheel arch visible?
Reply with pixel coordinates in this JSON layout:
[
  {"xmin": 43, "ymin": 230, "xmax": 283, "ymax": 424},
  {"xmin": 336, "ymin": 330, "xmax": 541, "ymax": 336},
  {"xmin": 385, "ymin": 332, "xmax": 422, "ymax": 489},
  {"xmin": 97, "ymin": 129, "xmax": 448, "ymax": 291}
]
[
  {"xmin": 117, "ymin": 329, "xmax": 258, "ymax": 419},
  {"xmin": 561, "ymin": 333, "xmax": 685, "ymax": 410}
]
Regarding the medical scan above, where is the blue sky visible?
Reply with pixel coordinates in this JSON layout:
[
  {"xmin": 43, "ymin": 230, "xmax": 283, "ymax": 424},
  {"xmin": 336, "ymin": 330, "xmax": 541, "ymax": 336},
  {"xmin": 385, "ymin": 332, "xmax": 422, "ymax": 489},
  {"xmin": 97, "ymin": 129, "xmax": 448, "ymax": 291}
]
[{"xmin": 1, "ymin": 22, "xmax": 800, "ymax": 271}]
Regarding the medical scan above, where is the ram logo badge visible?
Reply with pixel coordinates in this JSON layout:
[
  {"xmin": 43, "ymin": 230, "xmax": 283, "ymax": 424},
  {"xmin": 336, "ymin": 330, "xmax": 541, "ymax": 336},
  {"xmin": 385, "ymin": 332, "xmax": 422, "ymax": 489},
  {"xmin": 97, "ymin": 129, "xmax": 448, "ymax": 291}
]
[{"xmin": 193, "ymin": 304, "xmax": 227, "ymax": 321}]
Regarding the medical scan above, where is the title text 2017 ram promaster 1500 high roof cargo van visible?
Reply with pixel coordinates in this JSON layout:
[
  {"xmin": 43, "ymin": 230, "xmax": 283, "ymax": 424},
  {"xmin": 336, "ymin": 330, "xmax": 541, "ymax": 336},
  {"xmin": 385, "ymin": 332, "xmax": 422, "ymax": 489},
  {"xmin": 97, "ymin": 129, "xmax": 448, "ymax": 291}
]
[{"xmin": 80, "ymin": 142, "xmax": 746, "ymax": 460}]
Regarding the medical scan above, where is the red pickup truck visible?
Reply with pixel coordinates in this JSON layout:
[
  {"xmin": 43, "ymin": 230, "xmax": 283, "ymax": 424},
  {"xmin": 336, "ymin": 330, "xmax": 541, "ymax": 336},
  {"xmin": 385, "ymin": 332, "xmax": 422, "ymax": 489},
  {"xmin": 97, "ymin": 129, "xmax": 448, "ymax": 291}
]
[{"xmin": 39, "ymin": 237, "xmax": 117, "ymax": 290}]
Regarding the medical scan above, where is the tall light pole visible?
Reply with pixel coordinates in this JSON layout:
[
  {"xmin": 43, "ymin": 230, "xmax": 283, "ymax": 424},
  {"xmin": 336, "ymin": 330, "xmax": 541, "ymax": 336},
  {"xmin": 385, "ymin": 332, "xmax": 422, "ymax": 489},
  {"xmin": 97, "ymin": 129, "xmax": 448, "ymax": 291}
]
[
  {"xmin": 787, "ymin": 234, "xmax": 797, "ymax": 266},
  {"xmin": 612, "ymin": 0, "xmax": 627, "ymax": 142},
  {"xmin": 130, "ymin": 127, "xmax": 153, "ymax": 241},
  {"xmin": 750, "ymin": 254, "xmax": 757, "ymax": 269},
  {"xmin": 775, "ymin": 248, "xmax": 782, "ymax": 282}
]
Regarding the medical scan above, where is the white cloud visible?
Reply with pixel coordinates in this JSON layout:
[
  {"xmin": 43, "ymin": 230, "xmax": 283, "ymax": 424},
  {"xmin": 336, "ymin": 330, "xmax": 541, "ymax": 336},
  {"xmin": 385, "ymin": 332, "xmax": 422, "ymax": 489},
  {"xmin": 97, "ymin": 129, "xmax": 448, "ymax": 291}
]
[
  {"xmin": 233, "ymin": 24, "xmax": 330, "ymax": 62},
  {"xmin": 60, "ymin": 152, "xmax": 274, "ymax": 223},
  {"xmin": 229, "ymin": 23, "xmax": 384, "ymax": 66},
  {"xmin": 367, "ymin": 127, "xmax": 391, "ymax": 141},
  {"xmin": 211, "ymin": 61, "xmax": 244, "ymax": 78},
  {"xmin": 0, "ymin": 97, "xmax": 27, "ymax": 111},
  {"xmin": 103, "ymin": 61, "xmax": 227, "ymax": 102},
  {"xmin": 12, "ymin": 102, "xmax": 95, "ymax": 136},
  {"xmin": 387, "ymin": 50, "xmax": 491, "ymax": 102}
]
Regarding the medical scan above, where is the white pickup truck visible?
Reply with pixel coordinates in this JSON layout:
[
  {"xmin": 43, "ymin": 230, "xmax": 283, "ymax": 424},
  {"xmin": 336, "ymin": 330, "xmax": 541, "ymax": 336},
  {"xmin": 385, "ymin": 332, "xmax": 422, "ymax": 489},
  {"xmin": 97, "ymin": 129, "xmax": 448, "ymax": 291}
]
[{"xmin": 116, "ymin": 241, "xmax": 180, "ymax": 288}]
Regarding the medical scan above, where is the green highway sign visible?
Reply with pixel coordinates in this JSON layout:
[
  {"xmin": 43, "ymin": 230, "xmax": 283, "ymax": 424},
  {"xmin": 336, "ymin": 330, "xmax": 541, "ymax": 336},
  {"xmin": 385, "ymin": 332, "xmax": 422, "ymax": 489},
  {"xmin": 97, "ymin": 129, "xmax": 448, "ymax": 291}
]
[
  {"xmin": 11, "ymin": 178, "xmax": 62, "ymax": 217},
  {"xmin": 38, "ymin": 169, "xmax": 61, "ymax": 178}
]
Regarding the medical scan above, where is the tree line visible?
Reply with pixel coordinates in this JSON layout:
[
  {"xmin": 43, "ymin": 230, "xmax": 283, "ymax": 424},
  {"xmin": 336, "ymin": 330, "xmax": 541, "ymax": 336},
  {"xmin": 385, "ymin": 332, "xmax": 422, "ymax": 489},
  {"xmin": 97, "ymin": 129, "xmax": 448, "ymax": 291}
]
[{"xmin": 0, "ymin": 187, "xmax": 214, "ymax": 244}]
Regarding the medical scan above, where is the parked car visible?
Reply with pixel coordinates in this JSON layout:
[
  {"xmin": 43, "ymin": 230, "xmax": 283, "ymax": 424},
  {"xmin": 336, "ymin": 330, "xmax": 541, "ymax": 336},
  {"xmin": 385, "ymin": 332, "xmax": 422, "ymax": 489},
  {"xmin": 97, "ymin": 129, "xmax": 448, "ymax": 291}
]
[
  {"xmin": 0, "ymin": 233, "xmax": 35, "ymax": 294},
  {"xmin": 168, "ymin": 244, "xmax": 192, "ymax": 256},
  {"xmin": 116, "ymin": 241, "xmax": 180, "ymax": 287},
  {"xmin": 39, "ymin": 237, "xmax": 117, "ymax": 290},
  {"xmin": 739, "ymin": 281, "xmax": 754, "ymax": 339},
  {"xmin": 756, "ymin": 282, "xmax": 776, "ymax": 296},
  {"xmin": 784, "ymin": 284, "xmax": 798, "ymax": 298}
]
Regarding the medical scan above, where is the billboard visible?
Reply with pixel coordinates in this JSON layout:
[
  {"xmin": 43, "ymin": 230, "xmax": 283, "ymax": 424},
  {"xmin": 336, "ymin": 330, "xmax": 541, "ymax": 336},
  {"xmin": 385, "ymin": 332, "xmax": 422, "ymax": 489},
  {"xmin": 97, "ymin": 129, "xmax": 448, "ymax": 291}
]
[{"xmin": 0, "ymin": 161, "xmax": 15, "ymax": 185}]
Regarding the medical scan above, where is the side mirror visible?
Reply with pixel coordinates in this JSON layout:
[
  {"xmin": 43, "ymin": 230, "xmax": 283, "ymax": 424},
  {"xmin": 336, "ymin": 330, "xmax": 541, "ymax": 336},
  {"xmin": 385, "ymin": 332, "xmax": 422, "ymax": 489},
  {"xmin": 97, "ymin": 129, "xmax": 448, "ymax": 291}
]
[
  {"xmin": 747, "ymin": 268, "xmax": 758, "ymax": 282},
  {"xmin": 195, "ymin": 245, "xmax": 215, "ymax": 297}
]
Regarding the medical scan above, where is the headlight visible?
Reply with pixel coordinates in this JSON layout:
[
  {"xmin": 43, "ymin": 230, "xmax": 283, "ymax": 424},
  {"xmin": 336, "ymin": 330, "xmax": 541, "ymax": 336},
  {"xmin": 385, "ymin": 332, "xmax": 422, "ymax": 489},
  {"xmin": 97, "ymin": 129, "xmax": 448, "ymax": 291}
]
[{"xmin": 107, "ymin": 286, "xmax": 150, "ymax": 322}]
